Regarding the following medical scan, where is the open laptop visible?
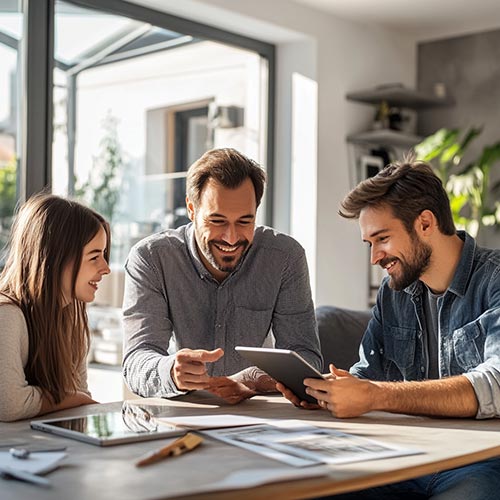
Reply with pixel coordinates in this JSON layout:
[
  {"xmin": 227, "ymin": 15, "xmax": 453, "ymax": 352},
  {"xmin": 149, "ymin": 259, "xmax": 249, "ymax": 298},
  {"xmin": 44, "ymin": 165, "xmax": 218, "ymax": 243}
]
[{"xmin": 31, "ymin": 404, "xmax": 184, "ymax": 446}]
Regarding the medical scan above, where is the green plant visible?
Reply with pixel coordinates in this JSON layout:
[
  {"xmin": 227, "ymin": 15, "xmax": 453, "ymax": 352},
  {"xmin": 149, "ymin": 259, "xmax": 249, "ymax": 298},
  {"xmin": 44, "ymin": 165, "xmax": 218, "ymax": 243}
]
[
  {"xmin": 0, "ymin": 158, "xmax": 17, "ymax": 221},
  {"xmin": 414, "ymin": 127, "xmax": 500, "ymax": 237},
  {"xmin": 76, "ymin": 112, "xmax": 122, "ymax": 223}
]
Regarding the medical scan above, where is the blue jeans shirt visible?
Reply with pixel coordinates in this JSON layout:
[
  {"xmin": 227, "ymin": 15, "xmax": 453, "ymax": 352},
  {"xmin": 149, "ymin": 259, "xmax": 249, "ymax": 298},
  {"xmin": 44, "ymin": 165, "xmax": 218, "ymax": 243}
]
[{"xmin": 351, "ymin": 231, "xmax": 500, "ymax": 419}]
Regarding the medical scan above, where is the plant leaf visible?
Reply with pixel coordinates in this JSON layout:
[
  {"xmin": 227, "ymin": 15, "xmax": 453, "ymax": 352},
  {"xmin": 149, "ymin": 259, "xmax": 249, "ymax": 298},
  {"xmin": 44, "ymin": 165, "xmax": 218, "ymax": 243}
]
[{"xmin": 414, "ymin": 128, "xmax": 459, "ymax": 162}]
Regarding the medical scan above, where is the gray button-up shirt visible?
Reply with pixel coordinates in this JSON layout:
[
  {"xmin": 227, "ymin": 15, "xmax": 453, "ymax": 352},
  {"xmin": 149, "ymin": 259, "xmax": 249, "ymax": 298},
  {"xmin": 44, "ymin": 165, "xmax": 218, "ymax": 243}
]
[{"xmin": 122, "ymin": 223, "xmax": 322, "ymax": 398}]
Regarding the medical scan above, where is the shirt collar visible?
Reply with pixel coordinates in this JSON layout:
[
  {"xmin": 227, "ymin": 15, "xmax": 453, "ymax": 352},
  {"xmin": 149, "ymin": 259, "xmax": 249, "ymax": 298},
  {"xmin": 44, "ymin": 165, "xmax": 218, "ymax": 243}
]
[
  {"xmin": 186, "ymin": 223, "xmax": 212, "ymax": 279},
  {"xmin": 447, "ymin": 230, "xmax": 476, "ymax": 297}
]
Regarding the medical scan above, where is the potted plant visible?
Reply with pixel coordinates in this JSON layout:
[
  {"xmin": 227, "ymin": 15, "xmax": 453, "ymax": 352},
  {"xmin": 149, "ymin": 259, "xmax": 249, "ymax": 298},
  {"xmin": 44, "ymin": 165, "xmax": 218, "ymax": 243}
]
[{"xmin": 414, "ymin": 127, "xmax": 500, "ymax": 238}]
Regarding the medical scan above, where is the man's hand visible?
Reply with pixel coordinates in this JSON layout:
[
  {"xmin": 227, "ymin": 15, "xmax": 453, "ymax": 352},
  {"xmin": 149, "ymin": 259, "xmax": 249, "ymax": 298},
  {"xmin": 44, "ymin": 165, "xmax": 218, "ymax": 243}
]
[
  {"xmin": 277, "ymin": 365, "xmax": 370, "ymax": 414},
  {"xmin": 171, "ymin": 348, "xmax": 224, "ymax": 391},
  {"xmin": 304, "ymin": 363, "xmax": 378, "ymax": 418},
  {"xmin": 206, "ymin": 367, "xmax": 278, "ymax": 404},
  {"xmin": 276, "ymin": 382, "xmax": 320, "ymax": 410},
  {"xmin": 206, "ymin": 376, "xmax": 256, "ymax": 404}
]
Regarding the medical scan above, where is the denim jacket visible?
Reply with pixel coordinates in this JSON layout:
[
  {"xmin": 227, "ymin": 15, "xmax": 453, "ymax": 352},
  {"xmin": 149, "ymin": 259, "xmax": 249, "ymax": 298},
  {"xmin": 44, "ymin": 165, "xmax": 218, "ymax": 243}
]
[{"xmin": 351, "ymin": 231, "xmax": 500, "ymax": 419}]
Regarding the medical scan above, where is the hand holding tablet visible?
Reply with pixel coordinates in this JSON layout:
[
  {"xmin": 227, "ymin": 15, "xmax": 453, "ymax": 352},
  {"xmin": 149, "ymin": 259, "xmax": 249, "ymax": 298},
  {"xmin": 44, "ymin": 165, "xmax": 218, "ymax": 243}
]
[{"xmin": 235, "ymin": 346, "xmax": 325, "ymax": 403}]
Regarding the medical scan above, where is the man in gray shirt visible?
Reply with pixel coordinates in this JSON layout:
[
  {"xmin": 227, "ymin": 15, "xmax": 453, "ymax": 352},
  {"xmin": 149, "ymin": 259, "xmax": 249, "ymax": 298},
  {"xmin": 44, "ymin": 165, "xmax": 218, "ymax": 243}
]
[{"xmin": 122, "ymin": 148, "xmax": 322, "ymax": 403}]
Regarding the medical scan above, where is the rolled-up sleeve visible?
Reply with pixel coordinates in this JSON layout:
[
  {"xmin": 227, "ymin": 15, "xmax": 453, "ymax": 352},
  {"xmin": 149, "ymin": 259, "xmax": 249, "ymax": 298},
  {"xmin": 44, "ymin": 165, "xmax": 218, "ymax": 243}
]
[
  {"xmin": 464, "ymin": 266, "xmax": 500, "ymax": 419},
  {"xmin": 464, "ymin": 366, "xmax": 500, "ymax": 419},
  {"xmin": 463, "ymin": 288, "xmax": 500, "ymax": 419}
]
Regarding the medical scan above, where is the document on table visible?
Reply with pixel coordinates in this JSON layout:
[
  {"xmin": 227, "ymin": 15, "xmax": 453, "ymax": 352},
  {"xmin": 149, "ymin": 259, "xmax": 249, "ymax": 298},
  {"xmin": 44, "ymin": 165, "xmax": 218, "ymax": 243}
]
[
  {"xmin": 203, "ymin": 420, "xmax": 423, "ymax": 467},
  {"xmin": 0, "ymin": 451, "xmax": 67, "ymax": 474},
  {"xmin": 156, "ymin": 414, "xmax": 266, "ymax": 430}
]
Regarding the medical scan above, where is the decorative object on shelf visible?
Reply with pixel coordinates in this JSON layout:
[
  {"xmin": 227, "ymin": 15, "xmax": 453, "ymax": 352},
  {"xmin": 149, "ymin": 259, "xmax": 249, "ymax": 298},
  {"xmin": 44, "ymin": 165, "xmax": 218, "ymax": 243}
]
[
  {"xmin": 415, "ymin": 127, "xmax": 500, "ymax": 238},
  {"xmin": 346, "ymin": 83, "xmax": 452, "ymax": 148}
]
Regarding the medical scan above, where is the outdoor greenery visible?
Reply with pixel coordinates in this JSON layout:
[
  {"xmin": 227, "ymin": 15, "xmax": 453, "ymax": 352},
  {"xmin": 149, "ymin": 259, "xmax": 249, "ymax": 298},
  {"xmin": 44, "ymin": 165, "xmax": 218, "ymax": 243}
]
[
  {"xmin": 76, "ymin": 112, "xmax": 122, "ymax": 223},
  {"xmin": 415, "ymin": 127, "xmax": 500, "ymax": 238},
  {"xmin": 0, "ymin": 158, "xmax": 16, "ymax": 221}
]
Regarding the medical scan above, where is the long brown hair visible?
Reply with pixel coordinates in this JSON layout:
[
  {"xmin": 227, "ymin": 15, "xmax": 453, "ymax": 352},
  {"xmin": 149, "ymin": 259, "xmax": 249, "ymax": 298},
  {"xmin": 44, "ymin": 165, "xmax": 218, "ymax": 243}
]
[{"xmin": 0, "ymin": 194, "xmax": 110, "ymax": 404}]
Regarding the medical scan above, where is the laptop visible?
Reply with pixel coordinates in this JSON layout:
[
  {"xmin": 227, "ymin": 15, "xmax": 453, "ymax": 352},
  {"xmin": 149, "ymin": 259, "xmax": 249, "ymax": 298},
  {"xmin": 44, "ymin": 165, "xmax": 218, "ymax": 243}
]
[{"xmin": 31, "ymin": 404, "xmax": 185, "ymax": 446}]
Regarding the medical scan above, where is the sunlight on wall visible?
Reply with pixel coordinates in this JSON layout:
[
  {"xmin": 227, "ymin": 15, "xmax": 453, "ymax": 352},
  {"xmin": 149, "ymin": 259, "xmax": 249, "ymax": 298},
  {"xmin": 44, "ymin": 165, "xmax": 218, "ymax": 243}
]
[{"xmin": 291, "ymin": 72, "xmax": 318, "ymax": 299}]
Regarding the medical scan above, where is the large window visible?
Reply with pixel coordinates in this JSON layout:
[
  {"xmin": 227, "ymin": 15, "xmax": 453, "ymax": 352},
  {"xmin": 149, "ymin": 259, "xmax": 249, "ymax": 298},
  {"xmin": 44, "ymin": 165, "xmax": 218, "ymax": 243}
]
[
  {"xmin": 52, "ymin": 1, "xmax": 271, "ymax": 275},
  {"xmin": 0, "ymin": 0, "xmax": 274, "ymax": 388},
  {"xmin": 0, "ymin": 2, "xmax": 21, "ymax": 261}
]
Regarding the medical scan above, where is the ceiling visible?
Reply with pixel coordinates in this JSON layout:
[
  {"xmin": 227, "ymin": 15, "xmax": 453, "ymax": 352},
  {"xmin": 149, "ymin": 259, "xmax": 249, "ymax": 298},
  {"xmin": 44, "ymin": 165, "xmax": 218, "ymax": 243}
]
[{"xmin": 292, "ymin": 0, "xmax": 500, "ymax": 40}]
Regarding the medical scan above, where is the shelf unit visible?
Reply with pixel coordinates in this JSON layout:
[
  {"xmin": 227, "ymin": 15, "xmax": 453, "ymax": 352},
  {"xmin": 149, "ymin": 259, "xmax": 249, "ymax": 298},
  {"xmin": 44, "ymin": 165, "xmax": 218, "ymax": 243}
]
[
  {"xmin": 346, "ymin": 85, "xmax": 451, "ymax": 110},
  {"xmin": 346, "ymin": 129, "xmax": 423, "ymax": 148}
]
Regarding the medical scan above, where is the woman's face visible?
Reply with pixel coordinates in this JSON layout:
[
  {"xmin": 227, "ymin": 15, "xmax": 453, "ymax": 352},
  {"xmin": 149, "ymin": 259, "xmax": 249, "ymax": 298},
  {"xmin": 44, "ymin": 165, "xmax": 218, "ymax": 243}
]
[{"xmin": 62, "ymin": 226, "xmax": 110, "ymax": 304}]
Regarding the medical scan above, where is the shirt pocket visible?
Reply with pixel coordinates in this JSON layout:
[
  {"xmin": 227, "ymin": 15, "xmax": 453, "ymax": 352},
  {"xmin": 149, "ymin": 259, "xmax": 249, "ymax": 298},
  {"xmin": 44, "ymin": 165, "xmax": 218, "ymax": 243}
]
[
  {"xmin": 452, "ymin": 322, "xmax": 483, "ymax": 371},
  {"xmin": 383, "ymin": 326, "xmax": 417, "ymax": 375},
  {"xmin": 232, "ymin": 306, "xmax": 273, "ymax": 349}
]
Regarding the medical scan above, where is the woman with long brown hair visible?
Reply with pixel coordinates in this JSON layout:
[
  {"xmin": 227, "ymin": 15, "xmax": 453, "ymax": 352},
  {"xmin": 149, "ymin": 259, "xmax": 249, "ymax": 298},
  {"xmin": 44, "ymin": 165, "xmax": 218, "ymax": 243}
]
[{"xmin": 0, "ymin": 194, "xmax": 110, "ymax": 421}]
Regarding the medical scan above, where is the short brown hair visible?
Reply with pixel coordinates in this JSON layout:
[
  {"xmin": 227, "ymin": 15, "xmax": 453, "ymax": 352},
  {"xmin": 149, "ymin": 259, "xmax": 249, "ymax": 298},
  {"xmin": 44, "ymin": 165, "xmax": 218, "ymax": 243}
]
[
  {"xmin": 339, "ymin": 158, "xmax": 456, "ymax": 235},
  {"xmin": 186, "ymin": 148, "xmax": 266, "ymax": 207}
]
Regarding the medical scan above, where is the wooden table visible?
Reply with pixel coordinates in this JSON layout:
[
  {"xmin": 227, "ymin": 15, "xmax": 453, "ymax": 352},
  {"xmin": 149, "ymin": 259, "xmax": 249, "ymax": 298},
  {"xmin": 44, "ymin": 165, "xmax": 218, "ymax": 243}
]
[{"xmin": 1, "ymin": 392, "xmax": 500, "ymax": 500}]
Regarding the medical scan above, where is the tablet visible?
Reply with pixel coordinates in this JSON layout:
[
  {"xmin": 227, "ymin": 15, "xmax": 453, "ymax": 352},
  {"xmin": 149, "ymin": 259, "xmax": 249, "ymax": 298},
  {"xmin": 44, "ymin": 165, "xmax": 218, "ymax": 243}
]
[
  {"xmin": 235, "ymin": 346, "xmax": 325, "ymax": 403},
  {"xmin": 31, "ymin": 406, "xmax": 185, "ymax": 446}
]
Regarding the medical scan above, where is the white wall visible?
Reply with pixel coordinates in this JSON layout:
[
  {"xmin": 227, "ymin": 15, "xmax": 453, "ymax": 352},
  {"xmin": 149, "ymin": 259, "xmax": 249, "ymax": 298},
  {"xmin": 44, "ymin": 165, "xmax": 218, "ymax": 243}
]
[{"xmin": 133, "ymin": 0, "xmax": 418, "ymax": 309}]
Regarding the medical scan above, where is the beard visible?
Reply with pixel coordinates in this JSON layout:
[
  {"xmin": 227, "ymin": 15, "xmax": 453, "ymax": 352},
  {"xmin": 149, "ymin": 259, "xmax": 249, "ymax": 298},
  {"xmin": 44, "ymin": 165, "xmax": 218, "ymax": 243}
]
[
  {"xmin": 199, "ymin": 237, "xmax": 249, "ymax": 274},
  {"xmin": 380, "ymin": 232, "xmax": 432, "ymax": 291}
]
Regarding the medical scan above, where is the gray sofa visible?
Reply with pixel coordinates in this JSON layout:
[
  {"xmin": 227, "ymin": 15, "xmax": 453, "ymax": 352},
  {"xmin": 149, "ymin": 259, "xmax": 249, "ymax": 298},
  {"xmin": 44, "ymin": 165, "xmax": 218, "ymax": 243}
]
[{"xmin": 315, "ymin": 305, "xmax": 372, "ymax": 372}]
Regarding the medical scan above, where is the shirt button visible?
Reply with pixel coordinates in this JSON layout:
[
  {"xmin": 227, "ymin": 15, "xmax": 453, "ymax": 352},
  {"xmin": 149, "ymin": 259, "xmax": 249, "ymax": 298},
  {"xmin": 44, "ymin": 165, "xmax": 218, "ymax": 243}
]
[
  {"xmin": 216, "ymin": 324, "xmax": 222, "ymax": 328},
  {"xmin": 420, "ymin": 366, "xmax": 425, "ymax": 372}
]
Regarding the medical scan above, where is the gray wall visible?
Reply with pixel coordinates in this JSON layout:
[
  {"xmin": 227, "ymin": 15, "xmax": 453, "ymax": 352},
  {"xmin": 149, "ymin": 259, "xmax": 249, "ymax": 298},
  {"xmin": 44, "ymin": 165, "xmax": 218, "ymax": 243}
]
[{"xmin": 417, "ymin": 29, "xmax": 500, "ymax": 248}]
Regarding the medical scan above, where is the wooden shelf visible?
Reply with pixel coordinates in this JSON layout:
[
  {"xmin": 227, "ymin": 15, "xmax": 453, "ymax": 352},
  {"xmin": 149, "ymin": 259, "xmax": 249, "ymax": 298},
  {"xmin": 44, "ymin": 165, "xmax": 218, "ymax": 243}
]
[
  {"xmin": 347, "ymin": 129, "xmax": 422, "ymax": 148},
  {"xmin": 346, "ymin": 85, "xmax": 452, "ymax": 110}
]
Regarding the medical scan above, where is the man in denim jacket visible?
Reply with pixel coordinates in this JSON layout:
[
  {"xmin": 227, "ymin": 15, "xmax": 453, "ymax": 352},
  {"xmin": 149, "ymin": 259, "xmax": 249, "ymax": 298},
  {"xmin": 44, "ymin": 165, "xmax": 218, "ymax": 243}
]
[{"xmin": 279, "ymin": 158, "xmax": 500, "ymax": 499}]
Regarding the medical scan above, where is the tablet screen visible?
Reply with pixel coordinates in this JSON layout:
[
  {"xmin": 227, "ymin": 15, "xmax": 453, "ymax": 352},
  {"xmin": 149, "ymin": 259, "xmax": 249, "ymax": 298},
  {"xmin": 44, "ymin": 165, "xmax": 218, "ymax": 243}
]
[{"xmin": 31, "ymin": 404, "xmax": 184, "ymax": 446}]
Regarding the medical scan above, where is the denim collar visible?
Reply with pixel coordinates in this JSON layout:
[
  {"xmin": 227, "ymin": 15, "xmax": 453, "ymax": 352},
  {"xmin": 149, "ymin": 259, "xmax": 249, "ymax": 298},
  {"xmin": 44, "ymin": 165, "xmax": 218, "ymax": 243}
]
[
  {"xmin": 447, "ymin": 231, "xmax": 476, "ymax": 298},
  {"xmin": 404, "ymin": 230, "xmax": 475, "ymax": 299}
]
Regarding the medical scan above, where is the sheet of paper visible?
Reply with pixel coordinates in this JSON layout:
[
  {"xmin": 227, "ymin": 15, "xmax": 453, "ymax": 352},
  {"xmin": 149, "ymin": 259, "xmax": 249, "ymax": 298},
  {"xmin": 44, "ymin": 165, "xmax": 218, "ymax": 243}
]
[
  {"xmin": 156, "ymin": 414, "xmax": 266, "ymax": 430},
  {"xmin": 0, "ymin": 451, "xmax": 67, "ymax": 475},
  {"xmin": 203, "ymin": 420, "xmax": 423, "ymax": 467}
]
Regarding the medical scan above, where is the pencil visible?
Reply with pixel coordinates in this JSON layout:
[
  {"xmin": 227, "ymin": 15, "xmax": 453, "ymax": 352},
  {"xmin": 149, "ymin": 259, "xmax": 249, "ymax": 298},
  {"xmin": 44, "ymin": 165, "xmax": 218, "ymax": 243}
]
[{"xmin": 135, "ymin": 433, "xmax": 203, "ymax": 467}]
